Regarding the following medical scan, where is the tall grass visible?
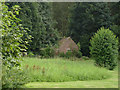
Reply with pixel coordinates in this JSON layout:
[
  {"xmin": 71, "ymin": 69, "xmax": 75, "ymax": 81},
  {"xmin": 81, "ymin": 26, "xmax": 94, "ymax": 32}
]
[{"xmin": 21, "ymin": 57, "xmax": 111, "ymax": 82}]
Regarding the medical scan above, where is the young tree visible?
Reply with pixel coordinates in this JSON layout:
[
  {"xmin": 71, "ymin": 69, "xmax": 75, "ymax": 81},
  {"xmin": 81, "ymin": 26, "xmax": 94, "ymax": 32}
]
[{"xmin": 90, "ymin": 27, "xmax": 118, "ymax": 70}]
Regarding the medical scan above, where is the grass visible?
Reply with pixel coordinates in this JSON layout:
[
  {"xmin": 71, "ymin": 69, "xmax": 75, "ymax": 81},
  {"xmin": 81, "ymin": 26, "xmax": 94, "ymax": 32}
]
[
  {"xmin": 21, "ymin": 57, "xmax": 118, "ymax": 88},
  {"xmin": 21, "ymin": 57, "xmax": 113, "ymax": 83},
  {"xmin": 24, "ymin": 72, "xmax": 118, "ymax": 88}
]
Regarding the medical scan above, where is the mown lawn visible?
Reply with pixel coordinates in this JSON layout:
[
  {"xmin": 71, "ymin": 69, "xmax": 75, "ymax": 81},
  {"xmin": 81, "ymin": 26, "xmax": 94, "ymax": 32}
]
[{"xmin": 21, "ymin": 57, "xmax": 118, "ymax": 88}]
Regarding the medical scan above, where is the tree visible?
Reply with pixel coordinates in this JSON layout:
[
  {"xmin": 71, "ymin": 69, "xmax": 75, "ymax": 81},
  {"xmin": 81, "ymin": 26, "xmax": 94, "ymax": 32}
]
[
  {"xmin": 6, "ymin": 2, "xmax": 60, "ymax": 55},
  {"xmin": 2, "ymin": 3, "xmax": 31, "ymax": 88},
  {"xmin": 69, "ymin": 2, "xmax": 112, "ymax": 56},
  {"xmin": 109, "ymin": 2, "xmax": 120, "ymax": 56},
  {"xmin": 90, "ymin": 27, "xmax": 118, "ymax": 70},
  {"xmin": 52, "ymin": 2, "xmax": 73, "ymax": 36},
  {"xmin": 108, "ymin": 2, "xmax": 120, "ymax": 26},
  {"xmin": 2, "ymin": 3, "xmax": 31, "ymax": 68}
]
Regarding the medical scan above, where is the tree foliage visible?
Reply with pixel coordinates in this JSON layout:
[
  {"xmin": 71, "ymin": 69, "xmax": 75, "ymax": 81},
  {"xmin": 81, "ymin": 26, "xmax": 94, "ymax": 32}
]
[
  {"xmin": 109, "ymin": 2, "xmax": 120, "ymax": 56},
  {"xmin": 69, "ymin": 2, "xmax": 112, "ymax": 56},
  {"xmin": 2, "ymin": 3, "xmax": 31, "ymax": 68},
  {"xmin": 6, "ymin": 2, "xmax": 60, "ymax": 54},
  {"xmin": 2, "ymin": 3, "xmax": 31, "ymax": 88},
  {"xmin": 90, "ymin": 27, "xmax": 118, "ymax": 70},
  {"xmin": 52, "ymin": 2, "xmax": 73, "ymax": 36}
]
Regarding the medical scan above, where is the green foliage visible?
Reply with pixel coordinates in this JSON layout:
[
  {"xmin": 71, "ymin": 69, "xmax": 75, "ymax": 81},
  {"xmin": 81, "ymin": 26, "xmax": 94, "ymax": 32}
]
[
  {"xmin": 59, "ymin": 43, "xmax": 82, "ymax": 59},
  {"xmin": 59, "ymin": 50, "xmax": 78, "ymax": 59},
  {"xmin": 109, "ymin": 2, "xmax": 120, "ymax": 26},
  {"xmin": 22, "ymin": 57, "xmax": 111, "ymax": 82},
  {"xmin": 52, "ymin": 3, "xmax": 73, "ymax": 36},
  {"xmin": 6, "ymin": 2, "xmax": 60, "ymax": 54},
  {"xmin": 90, "ymin": 27, "xmax": 118, "ymax": 70},
  {"xmin": 27, "ymin": 51, "xmax": 34, "ymax": 57},
  {"xmin": 2, "ymin": 3, "xmax": 31, "ymax": 88},
  {"xmin": 65, "ymin": 50, "xmax": 73, "ymax": 59},
  {"xmin": 69, "ymin": 2, "xmax": 112, "ymax": 56},
  {"xmin": 2, "ymin": 65, "xmax": 29, "ymax": 88},
  {"xmin": 40, "ymin": 46, "xmax": 55, "ymax": 58},
  {"xmin": 81, "ymin": 56, "xmax": 89, "ymax": 60},
  {"xmin": 76, "ymin": 42, "xmax": 82, "ymax": 58},
  {"xmin": 59, "ymin": 52, "xmax": 66, "ymax": 58},
  {"xmin": 59, "ymin": 50, "xmax": 82, "ymax": 59},
  {"xmin": 2, "ymin": 4, "xmax": 31, "ymax": 68},
  {"xmin": 110, "ymin": 25, "xmax": 120, "ymax": 52}
]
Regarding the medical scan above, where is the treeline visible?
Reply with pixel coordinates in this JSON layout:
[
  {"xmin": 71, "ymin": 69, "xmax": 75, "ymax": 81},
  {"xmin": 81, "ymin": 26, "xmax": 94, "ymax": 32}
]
[{"xmin": 6, "ymin": 2, "xmax": 120, "ymax": 56}]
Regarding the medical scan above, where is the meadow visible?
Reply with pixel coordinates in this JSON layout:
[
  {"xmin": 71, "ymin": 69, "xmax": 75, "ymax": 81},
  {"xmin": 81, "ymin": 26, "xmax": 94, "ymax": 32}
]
[{"xmin": 21, "ymin": 57, "xmax": 118, "ymax": 88}]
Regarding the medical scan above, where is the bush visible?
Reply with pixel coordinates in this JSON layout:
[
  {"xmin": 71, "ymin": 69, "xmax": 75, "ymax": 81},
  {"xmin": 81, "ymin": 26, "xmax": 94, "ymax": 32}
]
[
  {"xmin": 72, "ymin": 50, "xmax": 82, "ymax": 58},
  {"xmin": 82, "ymin": 56, "xmax": 89, "ymax": 60},
  {"xmin": 59, "ymin": 52, "xmax": 66, "ymax": 57},
  {"xmin": 59, "ymin": 50, "xmax": 73, "ymax": 59},
  {"xmin": 28, "ymin": 51, "xmax": 34, "ymax": 57},
  {"xmin": 59, "ymin": 42, "xmax": 82, "ymax": 59},
  {"xmin": 90, "ymin": 27, "xmax": 118, "ymax": 70},
  {"xmin": 59, "ymin": 50, "xmax": 82, "ymax": 59},
  {"xmin": 65, "ymin": 50, "xmax": 73, "ymax": 59},
  {"xmin": 76, "ymin": 42, "xmax": 82, "ymax": 58},
  {"xmin": 40, "ymin": 46, "xmax": 55, "ymax": 58},
  {"xmin": 2, "ymin": 66, "xmax": 29, "ymax": 88}
]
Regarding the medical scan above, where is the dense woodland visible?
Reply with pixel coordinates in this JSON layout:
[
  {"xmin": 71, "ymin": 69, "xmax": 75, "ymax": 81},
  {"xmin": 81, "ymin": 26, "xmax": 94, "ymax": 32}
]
[
  {"xmin": 5, "ymin": 2, "xmax": 120, "ymax": 56},
  {"xmin": 1, "ymin": 2, "xmax": 120, "ymax": 88}
]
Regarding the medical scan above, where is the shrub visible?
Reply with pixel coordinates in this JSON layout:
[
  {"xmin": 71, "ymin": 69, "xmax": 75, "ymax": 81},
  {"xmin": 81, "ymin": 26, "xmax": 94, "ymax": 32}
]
[
  {"xmin": 28, "ymin": 51, "xmax": 34, "ymax": 57},
  {"xmin": 40, "ymin": 46, "xmax": 55, "ymax": 58},
  {"xmin": 72, "ymin": 50, "xmax": 82, "ymax": 58},
  {"xmin": 82, "ymin": 56, "xmax": 89, "ymax": 60},
  {"xmin": 59, "ymin": 52, "xmax": 66, "ymax": 58},
  {"xmin": 59, "ymin": 50, "xmax": 82, "ymax": 59},
  {"xmin": 90, "ymin": 27, "xmax": 118, "ymax": 70},
  {"xmin": 65, "ymin": 50, "xmax": 73, "ymax": 59},
  {"xmin": 76, "ymin": 42, "xmax": 82, "ymax": 58},
  {"xmin": 2, "ymin": 65, "xmax": 29, "ymax": 88},
  {"xmin": 59, "ymin": 43, "xmax": 82, "ymax": 59},
  {"xmin": 59, "ymin": 50, "xmax": 73, "ymax": 59}
]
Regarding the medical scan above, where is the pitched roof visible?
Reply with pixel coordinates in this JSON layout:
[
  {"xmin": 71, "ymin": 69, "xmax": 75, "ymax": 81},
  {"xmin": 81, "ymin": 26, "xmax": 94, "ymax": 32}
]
[{"xmin": 56, "ymin": 37, "xmax": 78, "ymax": 54}]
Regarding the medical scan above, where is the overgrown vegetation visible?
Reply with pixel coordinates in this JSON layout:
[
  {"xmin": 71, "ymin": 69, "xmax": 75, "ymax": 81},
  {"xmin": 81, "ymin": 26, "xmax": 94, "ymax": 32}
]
[
  {"xmin": 40, "ymin": 46, "xmax": 55, "ymax": 58},
  {"xmin": 2, "ymin": 3, "xmax": 31, "ymax": 88},
  {"xmin": 90, "ymin": 27, "xmax": 118, "ymax": 70},
  {"xmin": 2, "ymin": 66, "xmax": 29, "ymax": 88},
  {"xmin": 21, "ymin": 57, "xmax": 111, "ymax": 82}
]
